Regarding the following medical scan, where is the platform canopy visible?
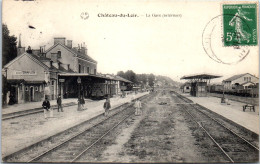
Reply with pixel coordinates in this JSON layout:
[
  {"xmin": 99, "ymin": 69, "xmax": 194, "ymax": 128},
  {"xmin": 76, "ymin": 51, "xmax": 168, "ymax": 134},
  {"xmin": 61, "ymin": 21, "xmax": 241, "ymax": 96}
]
[
  {"xmin": 180, "ymin": 73, "xmax": 221, "ymax": 82},
  {"xmin": 58, "ymin": 73, "xmax": 133, "ymax": 83}
]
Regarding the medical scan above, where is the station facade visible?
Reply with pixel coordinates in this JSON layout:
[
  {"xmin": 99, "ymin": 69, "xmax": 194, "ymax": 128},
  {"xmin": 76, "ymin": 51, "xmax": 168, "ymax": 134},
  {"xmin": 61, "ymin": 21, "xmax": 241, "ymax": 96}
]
[{"xmin": 2, "ymin": 37, "xmax": 132, "ymax": 105}]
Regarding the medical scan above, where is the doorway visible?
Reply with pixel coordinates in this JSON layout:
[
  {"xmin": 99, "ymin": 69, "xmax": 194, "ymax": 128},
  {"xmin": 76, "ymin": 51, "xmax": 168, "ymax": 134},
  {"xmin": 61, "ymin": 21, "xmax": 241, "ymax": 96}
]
[{"xmin": 30, "ymin": 87, "xmax": 34, "ymax": 101}]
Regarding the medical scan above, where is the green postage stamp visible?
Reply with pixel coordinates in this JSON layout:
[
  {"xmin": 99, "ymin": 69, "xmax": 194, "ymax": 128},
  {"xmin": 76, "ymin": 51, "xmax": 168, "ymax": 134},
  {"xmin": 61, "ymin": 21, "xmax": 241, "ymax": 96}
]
[{"xmin": 222, "ymin": 3, "xmax": 258, "ymax": 46}]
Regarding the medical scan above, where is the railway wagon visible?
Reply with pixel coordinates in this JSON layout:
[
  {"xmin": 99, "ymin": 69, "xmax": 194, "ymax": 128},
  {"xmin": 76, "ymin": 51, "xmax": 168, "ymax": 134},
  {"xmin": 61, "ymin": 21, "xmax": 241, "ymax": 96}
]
[
  {"xmin": 209, "ymin": 85, "xmax": 224, "ymax": 92},
  {"xmin": 91, "ymin": 82, "xmax": 117, "ymax": 99},
  {"xmin": 209, "ymin": 84, "xmax": 259, "ymax": 97}
]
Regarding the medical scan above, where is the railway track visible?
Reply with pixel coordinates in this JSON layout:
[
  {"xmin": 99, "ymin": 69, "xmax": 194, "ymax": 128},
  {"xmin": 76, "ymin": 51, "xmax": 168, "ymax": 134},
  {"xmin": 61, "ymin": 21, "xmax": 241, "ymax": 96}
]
[
  {"xmin": 2, "ymin": 102, "xmax": 77, "ymax": 120},
  {"xmin": 171, "ymin": 91, "xmax": 259, "ymax": 163},
  {"xmin": 3, "ymin": 93, "xmax": 153, "ymax": 163}
]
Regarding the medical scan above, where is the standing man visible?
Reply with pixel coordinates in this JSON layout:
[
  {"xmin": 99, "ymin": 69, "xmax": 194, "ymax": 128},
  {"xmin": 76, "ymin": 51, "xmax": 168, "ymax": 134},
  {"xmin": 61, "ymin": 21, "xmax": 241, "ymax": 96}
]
[
  {"xmin": 103, "ymin": 96, "xmax": 111, "ymax": 116},
  {"xmin": 57, "ymin": 95, "xmax": 63, "ymax": 112},
  {"xmin": 134, "ymin": 99, "xmax": 142, "ymax": 115},
  {"xmin": 42, "ymin": 97, "xmax": 50, "ymax": 119}
]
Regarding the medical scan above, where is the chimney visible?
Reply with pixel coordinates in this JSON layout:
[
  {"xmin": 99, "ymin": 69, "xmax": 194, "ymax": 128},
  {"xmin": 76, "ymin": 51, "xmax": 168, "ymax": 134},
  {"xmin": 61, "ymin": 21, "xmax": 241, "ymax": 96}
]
[
  {"xmin": 18, "ymin": 34, "xmax": 21, "ymax": 48},
  {"xmin": 81, "ymin": 46, "xmax": 85, "ymax": 54},
  {"xmin": 54, "ymin": 37, "xmax": 66, "ymax": 45},
  {"xmin": 17, "ymin": 34, "xmax": 25, "ymax": 56},
  {"xmin": 67, "ymin": 64, "xmax": 70, "ymax": 70},
  {"xmin": 67, "ymin": 40, "xmax": 72, "ymax": 48}
]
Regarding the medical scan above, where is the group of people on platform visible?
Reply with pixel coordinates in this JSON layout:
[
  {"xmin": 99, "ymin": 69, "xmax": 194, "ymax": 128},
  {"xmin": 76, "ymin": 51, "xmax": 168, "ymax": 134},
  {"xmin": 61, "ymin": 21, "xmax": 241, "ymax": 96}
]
[
  {"xmin": 42, "ymin": 92, "xmax": 143, "ymax": 119},
  {"xmin": 42, "ymin": 95, "xmax": 64, "ymax": 119}
]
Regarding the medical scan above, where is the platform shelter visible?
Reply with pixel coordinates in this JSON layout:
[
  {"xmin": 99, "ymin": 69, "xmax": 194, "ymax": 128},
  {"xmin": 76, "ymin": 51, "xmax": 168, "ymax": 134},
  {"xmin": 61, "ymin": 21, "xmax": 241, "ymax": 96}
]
[
  {"xmin": 58, "ymin": 73, "xmax": 132, "ymax": 99},
  {"xmin": 181, "ymin": 74, "xmax": 221, "ymax": 97}
]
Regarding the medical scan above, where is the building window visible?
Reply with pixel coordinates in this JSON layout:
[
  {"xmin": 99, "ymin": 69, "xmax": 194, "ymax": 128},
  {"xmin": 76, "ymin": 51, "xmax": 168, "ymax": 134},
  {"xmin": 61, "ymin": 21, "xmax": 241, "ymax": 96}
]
[
  {"xmin": 35, "ymin": 86, "xmax": 38, "ymax": 91},
  {"xmin": 87, "ymin": 67, "xmax": 90, "ymax": 73},
  {"xmin": 25, "ymin": 86, "xmax": 28, "ymax": 91},
  {"xmin": 52, "ymin": 80, "xmax": 55, "ymax": 85},
  {"xmin": 82, "ymin": 66, "xmax": 85, "ymax": 73},
  {"xmin": 57, "ymin": 51, "xmax": 61, "ymax": 58},
  {"xmin": 79, "ymin": 64, "xmax": 81, "ymax": 73},
  {"xmin": 39, "ymin": 85, "xmax": 42, "ymax": 92},
  {"xmin": 249, "ymin": 77, "xmax": 251, "ymax": 81},
  {"xmin": 94, "ymin": 69, "xmax": 96, "ymax": 75}
]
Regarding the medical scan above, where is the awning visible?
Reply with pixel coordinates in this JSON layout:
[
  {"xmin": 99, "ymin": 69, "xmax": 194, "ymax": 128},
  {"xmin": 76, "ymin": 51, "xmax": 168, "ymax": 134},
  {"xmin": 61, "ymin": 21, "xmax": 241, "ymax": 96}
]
[
  {"xmin": 59, "ymin": 73, "xmax": 112, "ymax": 80},
  {"xmin": 7, "ymin": 79, "xmax": 25, "ymax": 84},
  {"xmin": 59, "ymin": 73, "xmax": 133, "ymax": 83},
  {"xmin": 25, "ymin": 80, "xmax": 46, "ymax": 84},
  {"xmin": 7, "ymin": 79, "xmax": 46, "ymax": 84},
  {"xmin": 180, "ymin": 73, "xmax": 221, "ymax": 80}
]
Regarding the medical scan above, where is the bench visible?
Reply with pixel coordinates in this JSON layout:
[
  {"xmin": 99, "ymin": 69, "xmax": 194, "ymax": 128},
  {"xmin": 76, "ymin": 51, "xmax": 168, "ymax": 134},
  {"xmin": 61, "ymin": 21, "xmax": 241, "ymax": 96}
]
[{"xmin": 243, "ymin": 105, "xmax": 255, "ymax": 112}]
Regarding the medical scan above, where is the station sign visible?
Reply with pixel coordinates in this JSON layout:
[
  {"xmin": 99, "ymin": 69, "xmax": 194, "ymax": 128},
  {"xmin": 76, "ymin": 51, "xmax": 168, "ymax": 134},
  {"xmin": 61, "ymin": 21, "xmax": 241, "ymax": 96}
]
[
  {"xmin": 14, "ymin": 70, "xmax": 36, "ymax": 75},
  {"xmin": 59, "ymin": 79, "xmax": 65, "ymax": 82}
]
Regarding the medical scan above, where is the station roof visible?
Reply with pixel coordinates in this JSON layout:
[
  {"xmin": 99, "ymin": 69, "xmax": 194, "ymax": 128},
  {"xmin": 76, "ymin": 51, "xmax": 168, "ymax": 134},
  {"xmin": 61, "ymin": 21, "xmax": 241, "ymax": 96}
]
[
  {"xmin": 59, "ymin": 73, "xmax": 110, "ymax": 80},
  {"xmin": 180, "ymin": 73, "xmax": 221, "ymax": 80},
  {"xmin": 59, "ymin": 73, "xmax": 133, "ymax": 83}
]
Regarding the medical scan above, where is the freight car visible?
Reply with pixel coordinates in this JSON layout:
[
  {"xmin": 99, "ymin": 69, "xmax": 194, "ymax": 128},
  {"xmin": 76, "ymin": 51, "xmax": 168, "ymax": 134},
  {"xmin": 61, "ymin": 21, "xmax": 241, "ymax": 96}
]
[
  {"xmin": 90, "ymin": 82, "xmax": 117, "ymax": 99},
  {"xmin": 209, "ymin": 84, "xmax": 259, "ymax": 97}
]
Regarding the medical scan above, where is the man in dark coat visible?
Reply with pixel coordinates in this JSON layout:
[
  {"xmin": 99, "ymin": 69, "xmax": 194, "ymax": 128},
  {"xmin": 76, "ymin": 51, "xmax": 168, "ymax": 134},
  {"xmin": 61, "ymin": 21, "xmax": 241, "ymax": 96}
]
[
  {"xmin": 42, "ymin": 97, "xmax": 50, "ymax": 119},
  {"xmin": 57, "ymin": 95, "xmax": 63, "ymax": 112},
  {"xmin": 103, "ymin": 96, "xmax": 111, "ymax": 116}
]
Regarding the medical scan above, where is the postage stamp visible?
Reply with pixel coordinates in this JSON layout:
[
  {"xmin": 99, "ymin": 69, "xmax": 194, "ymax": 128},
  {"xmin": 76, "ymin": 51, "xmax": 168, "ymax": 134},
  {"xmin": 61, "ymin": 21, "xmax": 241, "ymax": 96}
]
[{"xmin": 222, "ymin": 3, "xmax": 258, "ymax": 46}]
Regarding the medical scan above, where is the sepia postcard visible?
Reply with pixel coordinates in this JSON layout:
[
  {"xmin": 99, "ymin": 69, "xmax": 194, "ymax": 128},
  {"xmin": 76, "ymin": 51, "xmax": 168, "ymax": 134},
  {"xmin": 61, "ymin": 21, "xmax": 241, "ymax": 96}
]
[{"xmin": 1, "ymin": 0, "xmax": 259, "ymax": 163}]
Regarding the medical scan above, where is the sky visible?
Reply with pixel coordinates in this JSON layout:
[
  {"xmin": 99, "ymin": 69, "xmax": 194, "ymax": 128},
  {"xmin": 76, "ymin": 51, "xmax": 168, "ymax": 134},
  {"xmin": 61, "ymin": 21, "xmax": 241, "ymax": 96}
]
[{"xmin": 2, "ymin": 0, "xmax": 259, "ymax": 83}]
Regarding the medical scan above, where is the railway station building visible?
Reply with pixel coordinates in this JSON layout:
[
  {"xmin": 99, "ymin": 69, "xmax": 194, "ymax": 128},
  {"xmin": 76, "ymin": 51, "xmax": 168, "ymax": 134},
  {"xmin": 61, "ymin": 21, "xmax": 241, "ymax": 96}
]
[
  {"xmin": 2, "ymin": 37, "xmax": 132, "ymax": 105},
  {"xmin": 180, "ymin": 74, "xmax": 221, "ymax": 97}
]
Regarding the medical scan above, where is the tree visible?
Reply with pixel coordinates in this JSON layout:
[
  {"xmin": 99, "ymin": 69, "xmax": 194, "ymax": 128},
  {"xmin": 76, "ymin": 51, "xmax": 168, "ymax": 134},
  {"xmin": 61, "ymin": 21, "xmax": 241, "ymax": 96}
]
[
  {"xmin": 117, "ymin": 71, "xmax": 125, "ymax": 78},
  {"xmin": 2, "ymin": 24, "xmax": 17, "ymax": 67},
  {"xmin": 125, "ymin": 70, "xmax": 137, "ymax": 84},
  {"xmin": 148, "ymin": 73, "xmax": 155, "ymax": 87},
  {"xmin": 136, "ymin": 74, "xmax": 147, "ymax": 85}
]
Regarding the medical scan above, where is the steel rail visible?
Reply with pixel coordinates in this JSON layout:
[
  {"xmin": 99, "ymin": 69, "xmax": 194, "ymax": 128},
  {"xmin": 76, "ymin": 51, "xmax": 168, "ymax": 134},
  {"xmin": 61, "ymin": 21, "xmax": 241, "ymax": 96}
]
[
  {"xmin": 180, "ymin": 104, "xmax": 234, "ymax": 163},
  {"xmin": 27, "ymin": 94, "xmax": 151, "ymax": 163},
  {"xmin": 190, "ymin": 103, "xmax": 259, "ymax": 151},
  {"xmin": 174, "ymin": 92, "xmax": 259, "ymax": 151},
  {"xmin": 27, "ymin": 105, "xmax": 132, "ymax": 162},
  {"xmin": 71, "ymin": 111, "xmax": 135, "ymax": 162}
]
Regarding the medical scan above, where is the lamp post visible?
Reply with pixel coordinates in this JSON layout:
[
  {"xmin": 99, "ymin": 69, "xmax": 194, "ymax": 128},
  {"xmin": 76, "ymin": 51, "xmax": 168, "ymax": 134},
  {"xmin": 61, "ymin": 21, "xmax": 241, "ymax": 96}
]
[{"xmin": 77, "ymin": 77, "xmax": 81, "ymax": 111}]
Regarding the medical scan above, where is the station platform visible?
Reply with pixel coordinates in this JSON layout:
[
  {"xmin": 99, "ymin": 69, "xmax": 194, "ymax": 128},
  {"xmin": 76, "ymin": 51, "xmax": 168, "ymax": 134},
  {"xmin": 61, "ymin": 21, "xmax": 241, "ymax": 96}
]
[
  {"xmin": 2, "ymin": 98, "xmax": 79, "ymax": 115},
  {"xmin": 181, "ymin": 93, "xmax": 259, "ymax": 135},
  {"xmin": 1, "ymin": 92, "xmax": 148, "ymax": 157}
]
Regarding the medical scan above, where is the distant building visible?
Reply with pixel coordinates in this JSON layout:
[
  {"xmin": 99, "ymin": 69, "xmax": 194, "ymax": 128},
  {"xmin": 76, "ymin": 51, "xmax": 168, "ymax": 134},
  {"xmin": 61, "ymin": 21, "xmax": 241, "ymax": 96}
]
[
  {"xmin": 180, "ymin": 73, "xmax": 221, "ymax": 97},
  {"xmin": 180, "ymin": 82, "xmax": 191, "ymax": 93},
  {"xmin": 222, "ymin": 73, "xmax": 259, "ymax": 90}
]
